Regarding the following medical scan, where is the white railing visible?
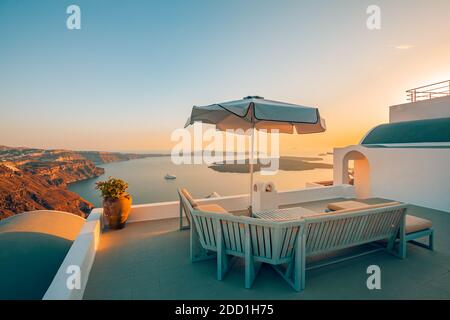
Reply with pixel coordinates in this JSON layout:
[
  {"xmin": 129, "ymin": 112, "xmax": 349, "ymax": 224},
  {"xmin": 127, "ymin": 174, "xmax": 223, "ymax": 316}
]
[{"xmin": 406, "ymin": 80, "xmax": 450, "ymax": 102}]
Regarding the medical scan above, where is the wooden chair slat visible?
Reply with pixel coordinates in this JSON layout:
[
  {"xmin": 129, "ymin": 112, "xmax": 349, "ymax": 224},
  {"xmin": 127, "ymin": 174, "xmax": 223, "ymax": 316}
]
[
  {"xmin": 286, "ymin": 226, "xmax": 299, "ymax": 257},
  {"xmin": 263, "ymin": 226, "xmax": 272, "ymax": 258},
  {"xmin": 250, "ymin": 224, "xmax": 259, "ymax": 256},
  {"xmin": 257, "ymin": 225, "xmax": 266, "ymax": 258},
  {"xmin": 222, "ymin": 221, "xmax": 231, "ymax": 249},
  {"xmin": 234, "ymin": 222, "xmax": 242, "ymax": 252},
  {"xmin": 206, "ymin": 217, "xmax": 216, "ymax": 247},
  {"xmin": 281, "ymin": 227, "xmax": 293, "ymax": 257},
  {"xmin": 228, "ymin": 221, "xmax": 237, "ymax": 251},
  {"xmin": 239, "ymin": 222, "xmax": 246, "ymax": 253},
  {"xmin": 200, "ymin": 216, "xmax": 211, "ymax": 246}
]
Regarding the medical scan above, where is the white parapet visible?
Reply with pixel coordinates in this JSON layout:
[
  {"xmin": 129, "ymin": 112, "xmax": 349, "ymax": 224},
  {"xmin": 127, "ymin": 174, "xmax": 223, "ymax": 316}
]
[
  {"xmin": 43, "ymin": 215, "xmax": 101, "ymax": 300},
  {"xmin": 389, "ymin": 95, "xmax": 450, "ymax": 123},
  {"xmin": 93, "ymin": 185, "xmax": 356, "ymax": 224}
]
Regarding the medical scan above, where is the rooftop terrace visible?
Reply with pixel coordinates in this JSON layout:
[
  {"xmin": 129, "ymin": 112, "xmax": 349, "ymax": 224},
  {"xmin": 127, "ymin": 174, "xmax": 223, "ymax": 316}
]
[{"xmin": 83, "ymin": 198, "xmax": 450, "ymax": 300}]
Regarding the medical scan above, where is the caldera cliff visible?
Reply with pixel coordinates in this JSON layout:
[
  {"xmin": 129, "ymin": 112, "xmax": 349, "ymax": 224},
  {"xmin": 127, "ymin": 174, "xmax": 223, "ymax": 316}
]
[
  {"xmin": 0, "ymin": 145, "xmax": 168, "ymax": 220},
  {"xmin": 0, "ymin": 164, "xmax": 95, "ymax": 220}
]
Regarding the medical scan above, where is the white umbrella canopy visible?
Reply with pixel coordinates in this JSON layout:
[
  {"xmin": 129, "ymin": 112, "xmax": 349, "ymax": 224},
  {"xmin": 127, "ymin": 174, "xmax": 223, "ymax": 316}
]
[{"xmin": 185, "ymin": 96, "xmax": 326, "ymax": 212}]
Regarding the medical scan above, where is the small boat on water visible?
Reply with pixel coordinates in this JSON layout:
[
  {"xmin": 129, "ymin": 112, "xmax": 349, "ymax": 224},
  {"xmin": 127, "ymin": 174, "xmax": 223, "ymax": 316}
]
[{"xmin": 164, "ymin": 173, "xmax": 176, "ymax": 180}]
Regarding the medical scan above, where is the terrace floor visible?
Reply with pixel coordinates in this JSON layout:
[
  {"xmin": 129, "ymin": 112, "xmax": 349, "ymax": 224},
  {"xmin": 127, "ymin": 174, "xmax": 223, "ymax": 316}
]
[{"xmin": 83, "ymin": 198, "xmax": 450, "ymax": 299}]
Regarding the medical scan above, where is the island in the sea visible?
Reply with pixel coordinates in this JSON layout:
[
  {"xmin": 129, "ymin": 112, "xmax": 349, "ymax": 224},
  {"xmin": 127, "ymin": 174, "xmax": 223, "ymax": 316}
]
[
  {"xmin": 208, "ymin": 156, "xmax": 333, "ymax": 173},
  {"xmin": 0, "ymin": 145, "xmax": 168, "ymax": 220}
]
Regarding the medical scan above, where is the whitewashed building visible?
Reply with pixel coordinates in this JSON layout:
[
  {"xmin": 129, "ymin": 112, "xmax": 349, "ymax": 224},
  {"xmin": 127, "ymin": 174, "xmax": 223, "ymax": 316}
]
[{"xmin": 334, "ymin": 85, "xmax": 450, "ymax": 212}]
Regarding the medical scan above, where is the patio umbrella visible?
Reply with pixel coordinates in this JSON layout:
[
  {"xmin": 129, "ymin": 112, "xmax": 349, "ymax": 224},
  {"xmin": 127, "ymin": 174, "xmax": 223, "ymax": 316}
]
[{"xmin": 185, "ymin": 96, "xmax": 326, "ymax": 212}]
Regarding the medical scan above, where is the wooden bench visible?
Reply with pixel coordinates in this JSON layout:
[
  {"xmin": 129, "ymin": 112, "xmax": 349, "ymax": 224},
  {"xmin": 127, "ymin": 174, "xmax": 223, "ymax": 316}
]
[
  {"xmin": 327, "ymin": 200, "xmax": 434, "ymax": 254},
  {"xmin": 179, "ymin": 189, "xmax": 408, "ymax": 291},
  {"xmin": 299, "ymin": 203, "xmax": 408, "ymax": 290},
  {"xmin": 187, "ymin": 199, "xmax": 407, "ymax": 291}
]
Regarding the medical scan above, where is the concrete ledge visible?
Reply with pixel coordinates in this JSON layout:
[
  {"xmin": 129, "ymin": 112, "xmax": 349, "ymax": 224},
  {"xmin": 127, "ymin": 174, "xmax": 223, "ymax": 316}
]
[
  {"xmin": 93, "ymin": 185, "xmax": 356, "ymax": 224},
  {"xmin": 43, "ymin": 216, "xmax": 101, "ymax": 300},
  {"xmin": 390, "ymin": 95, "xmax": 450, "ymax": 123}
]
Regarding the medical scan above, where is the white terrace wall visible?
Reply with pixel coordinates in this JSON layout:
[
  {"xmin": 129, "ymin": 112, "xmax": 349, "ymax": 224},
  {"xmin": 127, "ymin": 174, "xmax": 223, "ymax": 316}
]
[
  {"xmin": 92, "ymin": 184, "xmax": 356, "ymax": 224},
  {"xmin": 334, "ymin": 145, "xmax": 450, "ymax": 212},
  {"xmin": 43, "ymin": 212, "xmax": 101, "ymax": 300}
]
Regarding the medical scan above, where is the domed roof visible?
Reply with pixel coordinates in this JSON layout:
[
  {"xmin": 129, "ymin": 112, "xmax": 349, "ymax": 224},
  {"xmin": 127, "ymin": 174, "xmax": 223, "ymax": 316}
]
[
  {"xmin": 361, "ymin": 117, "xmax": 450, "ymax": 146},
  {"xmin": 0, "ymin": 210, "xmax": 85, "ymax": 299}
]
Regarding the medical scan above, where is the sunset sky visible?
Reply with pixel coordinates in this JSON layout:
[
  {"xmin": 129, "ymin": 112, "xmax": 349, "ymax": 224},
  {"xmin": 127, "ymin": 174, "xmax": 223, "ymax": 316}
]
[{"xmin": 1, "ymin": 0, "xmax": 449, "ymax": 153}]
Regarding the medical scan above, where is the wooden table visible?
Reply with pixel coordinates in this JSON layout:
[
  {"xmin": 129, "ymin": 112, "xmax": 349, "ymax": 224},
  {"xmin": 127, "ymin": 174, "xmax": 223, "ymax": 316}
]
[{"xmin": 252, "ymin": 206, "xmax": 318, "ymax": 221}]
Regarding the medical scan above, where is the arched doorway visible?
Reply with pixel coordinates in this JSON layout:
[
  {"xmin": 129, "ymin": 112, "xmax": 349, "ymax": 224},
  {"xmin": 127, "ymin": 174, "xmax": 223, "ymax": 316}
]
[{"xmin": 342, "ymin": 150, "xmax": 371, "ymax": 198}]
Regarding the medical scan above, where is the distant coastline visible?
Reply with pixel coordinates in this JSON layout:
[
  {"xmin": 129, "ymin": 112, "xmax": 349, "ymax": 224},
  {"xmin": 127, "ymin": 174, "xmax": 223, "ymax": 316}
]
[
  {"xmin": 208, "ymin": 156, "xmax": 333, "ymax": 173},
  {"xmin": 0, "ymin": 145, "xmax": 169, "ymax": 220}
]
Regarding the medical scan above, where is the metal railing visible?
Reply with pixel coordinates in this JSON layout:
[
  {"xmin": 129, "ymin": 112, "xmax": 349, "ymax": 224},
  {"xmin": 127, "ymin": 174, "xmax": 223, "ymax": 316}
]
[{"xmin": 406, "ymin": 80, "xmax": 450, "ymax": 102}]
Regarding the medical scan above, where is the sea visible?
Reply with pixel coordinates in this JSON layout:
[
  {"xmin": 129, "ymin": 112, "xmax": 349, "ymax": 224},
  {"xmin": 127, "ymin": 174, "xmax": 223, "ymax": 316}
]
[{"xmin": 68, "ymin": 152, "xmax": 333, "ymax": 208}]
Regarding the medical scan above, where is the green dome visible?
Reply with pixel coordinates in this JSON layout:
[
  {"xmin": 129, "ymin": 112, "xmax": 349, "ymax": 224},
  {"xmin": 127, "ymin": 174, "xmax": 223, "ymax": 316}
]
[{"xmin": 361, "ymin": 117, "xmax": 450, "ymax": 146}]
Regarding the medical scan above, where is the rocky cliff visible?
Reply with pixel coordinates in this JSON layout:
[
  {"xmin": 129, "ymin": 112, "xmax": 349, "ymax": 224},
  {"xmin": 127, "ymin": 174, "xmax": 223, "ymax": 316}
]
[
  {"xmin": 77, "ymin": 151, "xmax": 166, "ymax": 164},
  {"xmin": 19, "ymin": 159, "xmax": 104, "ymax": 186},
  {"xmin": 0, "ymin": 145, "xmax": 169, "ymax": 220},
  {"xmin": 0, "ymin": 165, "xmax": 93, "ymax": 220}
]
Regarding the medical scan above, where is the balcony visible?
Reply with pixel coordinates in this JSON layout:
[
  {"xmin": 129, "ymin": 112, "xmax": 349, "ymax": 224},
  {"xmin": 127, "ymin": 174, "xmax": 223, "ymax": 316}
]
[{"xmin": 406, "ymin": 80, "xmax": 450, "ymax": 102}]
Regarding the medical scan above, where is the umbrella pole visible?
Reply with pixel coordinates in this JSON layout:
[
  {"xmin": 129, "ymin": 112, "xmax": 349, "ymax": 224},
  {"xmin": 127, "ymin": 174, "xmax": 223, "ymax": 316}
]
[{"xmin": 249, "ymin": 124, "xmax": 255, "ymax": 215}]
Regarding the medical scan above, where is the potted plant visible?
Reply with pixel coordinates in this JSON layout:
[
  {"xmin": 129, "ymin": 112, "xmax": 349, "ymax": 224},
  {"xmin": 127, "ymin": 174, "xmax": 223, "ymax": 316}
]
[{"xmin": 95, "ymin": 177, "xmax": 132, "ymax": 229}]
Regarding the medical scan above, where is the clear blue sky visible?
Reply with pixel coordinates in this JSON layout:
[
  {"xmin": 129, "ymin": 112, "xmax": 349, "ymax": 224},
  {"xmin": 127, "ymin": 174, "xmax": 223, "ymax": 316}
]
[{"xmin": 1, "ymin": 0, "xmax": 449, "ymax": 152}]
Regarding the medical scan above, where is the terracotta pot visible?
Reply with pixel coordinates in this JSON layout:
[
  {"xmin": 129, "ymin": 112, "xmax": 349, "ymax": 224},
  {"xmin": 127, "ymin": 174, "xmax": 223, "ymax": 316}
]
[{"xmin": 103, "ymin": 194, "xmax": 132, "ymax": 229}]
